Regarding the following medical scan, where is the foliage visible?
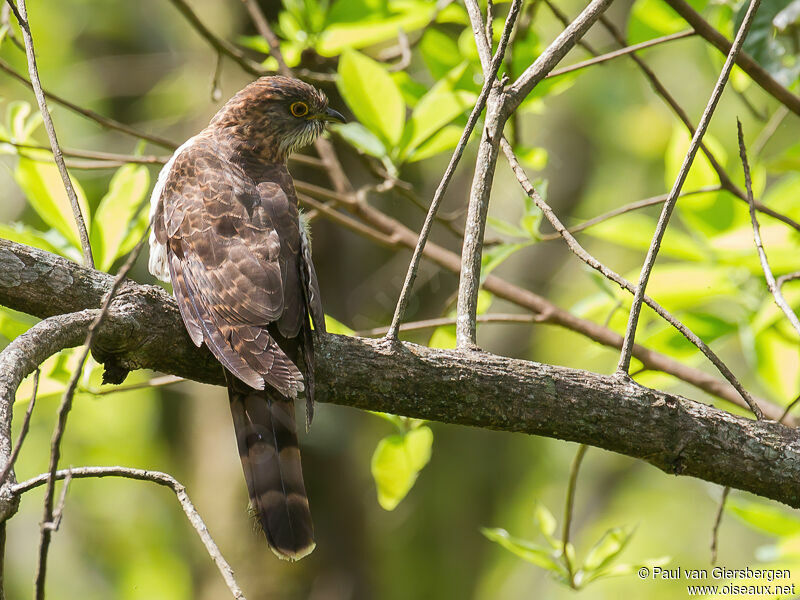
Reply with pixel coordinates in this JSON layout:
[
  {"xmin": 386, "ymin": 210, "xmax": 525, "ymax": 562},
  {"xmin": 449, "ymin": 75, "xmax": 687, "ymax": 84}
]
[{"xmin": 0, "ymin": 0, "xmax": 799, "ymax": 597}]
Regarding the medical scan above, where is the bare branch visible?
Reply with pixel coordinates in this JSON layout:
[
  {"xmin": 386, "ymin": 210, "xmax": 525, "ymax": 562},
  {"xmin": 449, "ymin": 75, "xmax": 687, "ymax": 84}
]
[
  {"xmin": 738, "ymin": 121, "xmax": 800, "ymax": 338},
  {"xmin": 0, "ymin": 310, "xmax": 97, "ymax": 526},
  {"xmin": 663, "ymin": 0, "xmax": 800, "ymax": 117},
  {"xmin": 616, "ymin": 0, "xmax": 763, "ymax": 395},
  {"xmin": 457, "ymin": 0, "xmax": 613, "ymax": 348},
  {"xmin": 501, "ymin": 138, "xmax": 764, "ymax": 419},
  {"xmin": 356, "ymin": 313, "xmax": 535, "ymax": 337},
  {"xmin": 33, "ymin": 227, "xmax": 150, "ymax": 599},
  {"xmin": 547, "ymin": 30, "xmax": 695, "ymax": 79},
  {"xmin": 710, "ymin": 486, "xmax": 729, "ymax": 564},
  {"xmin": 167, "ymin": 0, "xmax": 265, "ymax": 77},
  {"xmin": 562, "ymin": 444, "xmax": 587, "ymax": 587},
  {"xmin": 0, "ymin": 368, "xmax": 38, "ymax": 489},
  {"xmin": 506, "ymin": 0, "xmax": 614, "ymax": 112},
  {"xmin": 594, "ymin": 16, "xmax": 800, "ymax": 234},
  {"xmin": 1, "ymin": 241, "xmax": 798, "ymax": 507},
  {"xmin": 8, "ymin": 0, "xmax": 93, "ymax": 267},
  {"xmin": 538, "ymin": 186, "xmax": 723, "ymax": 241},
  {"xmin": 14, "ymin": 466, "xmax": 246, "ymax": 599},
  {"xmin": 386, "ymin": 0, "xmax": 521, "ymax": 342}
]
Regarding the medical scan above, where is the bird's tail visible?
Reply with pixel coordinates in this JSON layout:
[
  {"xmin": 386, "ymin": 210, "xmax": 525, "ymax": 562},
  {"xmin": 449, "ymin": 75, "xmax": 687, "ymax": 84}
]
[{"xmin": 226, "ymin": 373, "xmax": 315, "ymax": 561}]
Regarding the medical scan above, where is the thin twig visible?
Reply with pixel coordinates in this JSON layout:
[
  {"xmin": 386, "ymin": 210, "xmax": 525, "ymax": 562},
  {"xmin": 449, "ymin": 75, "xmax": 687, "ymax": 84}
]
[
  {"xmin": 385, "ymin": 0, "xmax": 522, "ymax": 342},
  {"xmin": 167, "ymin": 0, "xmax": 265, "ymax": 76},
  {"xmin": 546, "ymin": 30, "xmax": 695, "ymax": 79},
  {"xmin": 616, "ymin": 0, "xmax": 763, "ymax": 388},
  {"xmin": 562, "ymin": 444, "xmax": 588, "ymax": 587},
  {"xmin": 710, "ymin": 486, "xmax": 730, "ymax": 564},
  {"xmin": 240, "ymin": 0, "xmax": 291, "ymax": 76},
  {"xmin": 538, "ymin": 185, "xmax": 722, "ymax": 241},
  {"xmin": 82, "ymin": 375, "xmax": 185, "ymax": 397},
  {"xmin": 0, "ymin": 58, "xmax": 177, "ymax": 150},
  {"xmin": 752, "ymin": 106, "xmax": 789, "ymax": 156},
  {"xmin": 541, "ymin": 0, "xmax": 600, "ymax": 56},
  {"xmin": 777, "ymin": 271, "xmax": 800, "ymax": 290},
  {"xmin": 0, "ymin": 368, "xmax": 38, "ymax": 488},
  {"xmin": 355, "ymin": 313, "xmax": 535, "ymax": 337},
  {"xmin": 663, "ymin": 0, "xmax": 800, "ymax": 117},
  {"xmin": 14, "ymin": 466, "xmax": 246, "ymax": 599},
  {"xmin": 780, "ymin": 394, "xmax": 800, "ymax": 424},
  {"xmin": 33, "ymin": 225, "xmax": 151, "ymax": 599},
  {"xmin": 8, "ymin": 0, "xmax": 93, "ymax": 267},
  {"xmin": 738, "ymin": 120, "xmax": 800, "ymax": 339},
  {"xmin": 594, "ymin": 16, "xmax": 800, "ymax": 234},
  {"xmin": 501, "ymin": 138, "xmax": 764, "ymax": 420}
]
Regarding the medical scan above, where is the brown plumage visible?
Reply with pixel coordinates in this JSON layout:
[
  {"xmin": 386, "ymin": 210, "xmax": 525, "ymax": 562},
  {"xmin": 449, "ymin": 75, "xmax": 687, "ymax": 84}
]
[{"xmin": 148, "ymin": 76, "xmax": 344, "ymax": 560}]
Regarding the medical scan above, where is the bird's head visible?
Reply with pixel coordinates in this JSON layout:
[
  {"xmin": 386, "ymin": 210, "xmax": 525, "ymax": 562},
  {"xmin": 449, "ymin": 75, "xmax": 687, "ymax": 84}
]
[{"xmin": 209, "ymin": 76, "xmax": 346, "ymax": 162}]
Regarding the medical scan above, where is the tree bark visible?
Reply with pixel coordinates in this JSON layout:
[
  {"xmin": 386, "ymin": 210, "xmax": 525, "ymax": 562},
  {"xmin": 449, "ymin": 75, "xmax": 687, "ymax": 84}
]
[{"xmin": 1, "ymin": 239, "xmax": 799, "ymax": 508}]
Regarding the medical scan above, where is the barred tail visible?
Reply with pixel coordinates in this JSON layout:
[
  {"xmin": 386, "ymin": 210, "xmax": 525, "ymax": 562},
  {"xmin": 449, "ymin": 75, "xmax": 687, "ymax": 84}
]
[{"xmin": 226, "ymin": 374, "xmax": 315, "ymax": 560}]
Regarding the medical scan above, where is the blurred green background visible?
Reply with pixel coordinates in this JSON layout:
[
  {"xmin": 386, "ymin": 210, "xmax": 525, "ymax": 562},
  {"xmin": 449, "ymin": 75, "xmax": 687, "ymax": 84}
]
[{"xmin": 2, "ymin": 0, "xmax": 800, "ymax": 598}]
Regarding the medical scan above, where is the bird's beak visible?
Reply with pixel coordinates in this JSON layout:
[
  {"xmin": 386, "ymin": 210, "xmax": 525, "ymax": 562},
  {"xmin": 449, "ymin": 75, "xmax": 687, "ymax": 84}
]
[{"xmin": 322, "ymin": 107, "xmax": 346, "ymax": 124}]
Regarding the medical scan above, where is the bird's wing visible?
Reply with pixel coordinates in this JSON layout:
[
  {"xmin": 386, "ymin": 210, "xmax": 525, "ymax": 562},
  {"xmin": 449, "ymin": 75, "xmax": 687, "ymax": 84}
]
[{"xmin": 158, "ymin": 139, "xmax": 303, "ymax": 396}]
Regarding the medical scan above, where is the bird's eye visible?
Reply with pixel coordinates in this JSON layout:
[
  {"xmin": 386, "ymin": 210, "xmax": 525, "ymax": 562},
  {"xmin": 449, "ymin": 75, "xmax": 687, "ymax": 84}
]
[{"xmin": 290, "ymin": 101, "xmax": 309, "ymax": 118}]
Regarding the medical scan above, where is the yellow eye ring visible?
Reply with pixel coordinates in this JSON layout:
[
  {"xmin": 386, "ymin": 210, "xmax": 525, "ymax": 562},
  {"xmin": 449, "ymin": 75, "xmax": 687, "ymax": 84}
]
[{"xmin": 290, "ymin": 101, "xmax": 309, "ymax": 118}]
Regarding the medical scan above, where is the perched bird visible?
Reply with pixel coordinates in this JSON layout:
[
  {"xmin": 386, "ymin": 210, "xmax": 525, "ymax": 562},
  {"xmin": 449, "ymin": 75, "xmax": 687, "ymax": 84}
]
[{"xmin": 148, "ymin": 76, "xmax": 344, "ymax": 560}]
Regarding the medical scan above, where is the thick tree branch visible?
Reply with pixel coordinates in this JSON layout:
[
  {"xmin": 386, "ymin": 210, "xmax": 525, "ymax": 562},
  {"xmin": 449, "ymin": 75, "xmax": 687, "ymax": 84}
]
[{"xmin": 0, "ymin": 241, "xmax": 799, "ymax": 508}]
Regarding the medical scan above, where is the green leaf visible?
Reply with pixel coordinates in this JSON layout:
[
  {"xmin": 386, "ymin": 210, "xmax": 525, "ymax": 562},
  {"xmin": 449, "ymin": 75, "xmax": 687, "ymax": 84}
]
[
  {"xmin": 318, "ymin": 2, "xmax": 435, "ymax": 55},
  {"xmin": 90, "ymin": 164, "xmax": 150, "ymax": 271},
  {"xmin": 371, "ymin": 425, "xmax": 433, "ymax": 510},
  {"xmin": 428, "ymin": 324, "xmax": 456, "ymax": 349},
  {"xmin": 583, "ymin": 526, "xmax": 636, "ymax": 573},
  {"xmin": 14, "ymin": 156, "xmax": 91, "ymax": 251},
  {"xmin": 0, "ymin": 221, "xmax": 62, "ymax": 256},
  {"xmin": 481, "ymin": 242, "xmax": 529, "ymax": 281},
  {"xmin": 516, "ymin": 146, "xmax": 549, "ymax": 171},
  {"xmin": 420, "ymin": 28, "xmax": 462, "ymax": 80},
  {"xmin": 727, "ymin": 496, "xmax": 800, "ymax": 537},
  {"xmin": 736, "ymin": 0, "xmax": 800, "ymax": 87},
  {"xmin": 337, "ymin": 49, "xmax": 406, "ymax": 147},
  {"xmin": 0, "ymin": 307, "xmax": 38, "ymax": 343},
  {"xmin": 533, "ymin": 502, "xmax": 559, "ymax": 547},
  {"xmin": 406, "ymin": 125, "xmax": 464, "ymax": 163},
  {"xmin": 481, "ymin": 528, "xmax": 566, "ymax": 575},
  {"xmin": 488, "ymin": 216, "xmax": 528, "ymax": 238},
  {"xmin": 628, "ymin": 0, "xmax": 696, "ymax": 44},
  {"xmin": 324, "ymin": 314, "xmax": 355, "ymax": 335},
  {"xmin": 332, "ymin": 122, "xmax": 388, "ymax": 158},
  {"xmin": 397, "ymin": 68, "xmax": 476, "ymax": 160},
  {"xmin": 584, "ymin": 213, "xmax": 708, "ymax": 262}
]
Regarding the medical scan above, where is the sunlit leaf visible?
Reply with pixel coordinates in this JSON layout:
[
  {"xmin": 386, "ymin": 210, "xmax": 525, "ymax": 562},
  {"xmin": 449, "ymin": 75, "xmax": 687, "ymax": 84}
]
[
  {"xmin": 481, "ymin": 528, "xmax": 566, "ymax": 575},
  {"xmin": 397, "ymin": 66, "xmax": 476, "ymax": 160},
  {"xmin": 406, "ymin": 125, "xmax": 464, "ymax": 162},
  {"xmin": 91, "ymin": 164, "xmax": 150, "ymax": 271},
  {"xmin": 14, "ymin": 156, "xmax": 91, "ymax": 251},
  {"xmin": 324, "ymin": 314, "xmax": 355, "ymax": 335},
  {"xmin": 533, "ymin": 502, "xmax": 559, "ymax": 547},
  {"xmin": 337, "ymin": 49, "xmax": 405, "ymax": 147},
  {"xmin": 332, "ymin": 121, "xmax": 388, "ymax": 158},
  {"xmin": 727, "ymin": 496, "xmax": 800, "ymax": 537},
  {"xmin": 371, "ymin": 425, "xmax": 433, "ymax": 510},
  {"xmin": 318, "ymin": 2, "xmax": 435, "ymax": 55},
  {"xmin": 583, "ymin": 526, "xmax": 635, "ymax": 572}
]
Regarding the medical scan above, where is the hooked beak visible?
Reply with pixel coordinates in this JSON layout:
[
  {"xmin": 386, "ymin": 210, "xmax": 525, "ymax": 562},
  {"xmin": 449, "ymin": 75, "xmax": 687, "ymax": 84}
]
[{"xmin": 322, "ymin": 106, "xmax": 346, "ymax": 124}]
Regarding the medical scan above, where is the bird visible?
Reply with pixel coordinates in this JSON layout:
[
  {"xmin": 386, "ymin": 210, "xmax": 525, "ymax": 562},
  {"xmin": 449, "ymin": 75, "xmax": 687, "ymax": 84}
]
[{"xmin": 147, "ymin": 76, "xmax": 345, "ymax": 560}]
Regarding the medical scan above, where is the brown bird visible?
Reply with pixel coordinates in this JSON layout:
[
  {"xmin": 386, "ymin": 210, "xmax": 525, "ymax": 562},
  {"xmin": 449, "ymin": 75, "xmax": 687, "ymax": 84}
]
[{"xmin": 148, "ymin": 76, "xmax": 344, "ymax": 560}]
